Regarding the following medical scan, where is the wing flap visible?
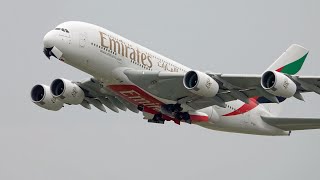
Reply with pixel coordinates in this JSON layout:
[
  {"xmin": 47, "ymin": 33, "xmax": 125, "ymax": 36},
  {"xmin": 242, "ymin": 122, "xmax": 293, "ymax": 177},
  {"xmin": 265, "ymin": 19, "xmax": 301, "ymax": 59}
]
[
  {"xmin": 261, "ymin": 116, "xmax": 320, "ymax": 130},
  {"xmin": 77, "ymin": 78, "xmax": 128, "ymax": 112}
]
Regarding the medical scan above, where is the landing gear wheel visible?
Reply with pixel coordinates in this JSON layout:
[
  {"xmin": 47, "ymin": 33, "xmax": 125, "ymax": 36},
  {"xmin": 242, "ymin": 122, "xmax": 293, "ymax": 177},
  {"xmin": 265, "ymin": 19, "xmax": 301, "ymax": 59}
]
[
  {"xmin": 147, "ymin": 113, "xmax": 165, "ymax": 124},
  {"xmin": 175, "ymin": 112, "xmax": 191, "ymax": 124},
  {"xmin": 154, "ymin": 113, "xmax": 162, "ymax": 121},
  {"xmin": 185, "ymin": 119, "xmax": 192, "ymax": 124},
  {"xmin": 174, "ymin": 113, "xmax": 183, "ymax": 120},
  {"xmin": 158, "ymin": 119, "xmax": 165, "ymax": 124},
  {"xmin": 181, "ymin": 112, "xmax": 190, "ymax": 120}
]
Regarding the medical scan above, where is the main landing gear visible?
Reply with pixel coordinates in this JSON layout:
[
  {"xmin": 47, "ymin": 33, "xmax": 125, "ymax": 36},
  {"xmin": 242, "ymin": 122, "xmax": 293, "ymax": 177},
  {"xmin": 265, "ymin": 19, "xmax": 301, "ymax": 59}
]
[
  {"xmin": 161, "ymin": 104, "xmax": 183, "ymax": 114},
  {"xmin": 138, "ymin": 103, "xmax": 192, "ymax": 124},
  {"xmin": 174, "ymin": 112, "xmax": 191, "ymax": 124},
  {"xmin": 161, "ymin": 104, "xmax": 191, "ymax": 124},
  {"xmin": 148, "ymin": 113, "xmax": 165, "ymax": 124}
]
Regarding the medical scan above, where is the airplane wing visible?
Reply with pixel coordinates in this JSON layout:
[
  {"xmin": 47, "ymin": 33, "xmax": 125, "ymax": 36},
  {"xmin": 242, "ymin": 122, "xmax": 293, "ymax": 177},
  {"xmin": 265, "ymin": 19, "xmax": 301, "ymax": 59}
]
[
  {"xmin": 71, "ymin": 44, "xmax": 320, "ymax": 112},
  {"xmin": 261, "ymin": 116, "xmax": 320, "ymax": 130},
  {"xmin": 123, "ymin": 69, "xmax": 320, "ymax": 110},
  {"xmin": 120, "ymin": 44, "xmax": 320, "ymax": 110}
]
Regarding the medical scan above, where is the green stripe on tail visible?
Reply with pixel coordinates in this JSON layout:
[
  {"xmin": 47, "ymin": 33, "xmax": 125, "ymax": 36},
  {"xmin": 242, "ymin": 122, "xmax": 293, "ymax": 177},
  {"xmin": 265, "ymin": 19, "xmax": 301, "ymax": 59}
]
[{"xmin": 277, "ymin": 52, "xmax": 308, "ymax": 75}]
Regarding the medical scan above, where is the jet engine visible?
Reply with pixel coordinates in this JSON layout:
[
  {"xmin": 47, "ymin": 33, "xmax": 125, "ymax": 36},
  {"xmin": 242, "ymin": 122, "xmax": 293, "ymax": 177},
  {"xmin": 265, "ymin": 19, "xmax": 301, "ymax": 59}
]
[
  {"xmin": 183, "ymin": 70, "xmax": 219, "ymax": 97},
  {"xmin": 50, "ymin": 78, "xmax": 85, "ymax": 105},
  {"xmin": 261, "ymin": 71, "xmax": 297, "ymax": 98},
  {"xmin": 31, "ymin": 84, "xmax": 63, "ymax": 111}
]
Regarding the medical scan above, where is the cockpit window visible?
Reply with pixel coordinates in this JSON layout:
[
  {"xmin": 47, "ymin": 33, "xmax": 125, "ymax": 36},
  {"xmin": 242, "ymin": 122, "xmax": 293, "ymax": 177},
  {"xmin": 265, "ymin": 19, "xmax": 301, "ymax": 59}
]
[{"xmin": 54, "ymin": 27, "xmax": 69, "ymax": 33}]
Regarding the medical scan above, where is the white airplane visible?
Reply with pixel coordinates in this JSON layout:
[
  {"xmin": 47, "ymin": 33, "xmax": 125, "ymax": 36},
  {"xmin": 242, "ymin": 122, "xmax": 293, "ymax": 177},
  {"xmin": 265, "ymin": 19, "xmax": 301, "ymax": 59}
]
[{"xmin": 31, "ymin": 21, "xmax": 320, "ymax": 136}]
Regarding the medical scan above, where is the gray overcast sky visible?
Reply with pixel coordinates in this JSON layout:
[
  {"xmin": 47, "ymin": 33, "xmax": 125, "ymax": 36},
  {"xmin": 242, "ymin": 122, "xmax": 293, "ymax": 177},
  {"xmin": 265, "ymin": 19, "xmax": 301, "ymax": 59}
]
[{"xmin": 1, "ymin": 0, "xmax": 320, "ymax": 179}]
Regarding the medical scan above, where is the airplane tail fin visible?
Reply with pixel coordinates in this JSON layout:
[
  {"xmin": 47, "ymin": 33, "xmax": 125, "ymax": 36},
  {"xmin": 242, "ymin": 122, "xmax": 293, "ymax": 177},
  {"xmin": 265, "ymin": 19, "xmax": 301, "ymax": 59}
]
[
  {"xmin": 266, "ymin": 44, "xmax": 309, "ymax": 75},
  {"xmin": 262, "ymin": 44, "xmax": 309, "ymax": 115}
]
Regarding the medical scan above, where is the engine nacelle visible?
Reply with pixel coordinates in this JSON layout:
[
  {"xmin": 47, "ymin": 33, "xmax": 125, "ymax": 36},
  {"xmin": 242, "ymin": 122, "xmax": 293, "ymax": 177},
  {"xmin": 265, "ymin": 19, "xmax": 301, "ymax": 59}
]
[
  {"xmin": 31, "ymin": 84, "xmax": 63, "ymax": 111},
  {"xmin": 50, "ymin": 78, "xmax": 85, "ymax": 105},
  {"xmin": 261, "ymin": 71, "xmax": 297, "ymax": 98},
  {"xmin": 183, "ymin": 70, "xmax": 219, "ymax": 97}
]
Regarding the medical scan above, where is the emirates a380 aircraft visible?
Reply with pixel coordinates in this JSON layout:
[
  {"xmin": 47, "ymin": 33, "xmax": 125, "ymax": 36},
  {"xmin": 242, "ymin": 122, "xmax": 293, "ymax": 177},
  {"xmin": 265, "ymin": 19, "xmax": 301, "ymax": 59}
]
[{"xmin": 31, "ymin": 21, "xmax": 320, "ymax": 136}]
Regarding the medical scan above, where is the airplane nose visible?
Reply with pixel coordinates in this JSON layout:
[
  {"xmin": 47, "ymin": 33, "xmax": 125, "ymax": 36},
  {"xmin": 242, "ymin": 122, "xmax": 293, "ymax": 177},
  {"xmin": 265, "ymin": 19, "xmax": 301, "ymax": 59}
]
[
  {"xmin": 43, "ymin": 30, "xmax": 63, "ymax": 59},
  {"xmin": 43, "ymin": 30, "xmax": 55, "ymax": 48}
]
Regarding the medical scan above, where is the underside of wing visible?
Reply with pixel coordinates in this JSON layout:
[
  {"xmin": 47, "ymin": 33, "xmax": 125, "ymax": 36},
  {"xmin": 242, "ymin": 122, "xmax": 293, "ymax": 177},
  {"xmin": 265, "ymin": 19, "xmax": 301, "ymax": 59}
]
[
  {"xmin": 261, "ymin": 116, "xmax": 320, "ymax": 131},
  {"xmin": 123, "ymin": 68, "xmax": 320, "ymax": 110},
  {"xmin": 77, "ymin": 78, "xmax": 136, "ymax": 113},
  {"xmin": 123, "ymin": 69, "xmax": 194, "ymax": 101},
  {"xmin": 123, "ymin": 69, "xmax": 280, "ymax": 109}
]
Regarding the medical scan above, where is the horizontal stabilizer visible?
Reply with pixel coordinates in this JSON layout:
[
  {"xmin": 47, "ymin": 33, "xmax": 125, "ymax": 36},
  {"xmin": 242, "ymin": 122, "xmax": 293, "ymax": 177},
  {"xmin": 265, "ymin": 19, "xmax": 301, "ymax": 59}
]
[{"xmin": 261, "ymin": 116, "xmax": 320, "ymax": 131}]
